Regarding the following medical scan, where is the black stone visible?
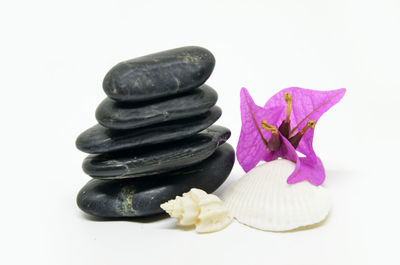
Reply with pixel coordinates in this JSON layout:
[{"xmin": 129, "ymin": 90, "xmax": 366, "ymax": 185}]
[
  {"xmin": 76, "ymin": 106, "xmax": 222, "ymax": 154},
  {"xmin": 77, "ymin": 144, "xmax": 235, "ymax": 217},
  {"xmin": 82, "ymin": 125, "xmax": 230, "ymax": 179},
  {"xmin": 96, "ymin": 85, "xmax": 218, "ymax": 130},
  {"xmin": 103, "ymin": 46, "xmax": 215, "ymax": 103}
]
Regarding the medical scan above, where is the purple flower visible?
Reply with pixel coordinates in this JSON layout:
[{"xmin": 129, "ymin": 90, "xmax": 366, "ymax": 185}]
[{"xmin": 237, "ymin": 87, "xmax": 346, "ymax": 186}]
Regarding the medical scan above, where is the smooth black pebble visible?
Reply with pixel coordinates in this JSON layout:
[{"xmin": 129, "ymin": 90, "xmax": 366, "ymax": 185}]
[
  {"xmin": 103, "ymin": 46, "xmax": 215, "ymax": 103},
  {"xmin": 96, "ymin": 84, "xmax": 218, "ymax": 130},
  {"xmin": 77, "ymin": 144, "xmax": 235, "ymax": 217},
  {"xmin": 76, "ymin": 106, "xmax": 222, "ymax": 154},
  {"xmin": 82, "ymin": 125, "xmax": 230, "ymax": 179}
]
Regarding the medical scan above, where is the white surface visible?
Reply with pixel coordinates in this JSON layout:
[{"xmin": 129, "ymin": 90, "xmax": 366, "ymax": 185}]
[{"xmin": 1, "ymin": 0, "xmax": 399, "ymax": 264}]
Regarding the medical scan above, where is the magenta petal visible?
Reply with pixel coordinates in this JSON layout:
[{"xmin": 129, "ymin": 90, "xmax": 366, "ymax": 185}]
[
  {"xmin": 280, "ymin": 132, "xmax": 326, "ymax": 186},
  {"xmin": 237, "ymin": 87, "xmax": 343, "ymax": 186},
  {"xmin": 287, "ymin": 156, "xmax": 326, "ymax": 186},
  {"xmin": 286, "ymin": 165, "xmax": 307, "ymax": 184},
  {"xmin": 278, "ymin": 134, "xmax": 325, "ymax": 186},
  {"xmin": 278, "ymin": 132, "xmax": 299, "ymax": 162},
  {"xmin": 277, "ymin": 134, "xmax": 302, "ymax": 184},
  {"xmin": 237, "ymin": 88, "xmax": 275, "ymax": 172},
  {"xmin": 264, "ymin": 87, "xmax": 346, "ymax": 158}
]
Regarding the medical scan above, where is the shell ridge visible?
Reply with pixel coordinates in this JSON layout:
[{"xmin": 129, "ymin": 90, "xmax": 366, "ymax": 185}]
[{"xmin": 222, "ymin": 160, "xmax": 331, "ymax": 231}]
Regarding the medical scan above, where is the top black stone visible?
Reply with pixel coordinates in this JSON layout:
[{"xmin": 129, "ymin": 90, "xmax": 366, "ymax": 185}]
[{"xmin": 103, "ymin": 46, "xmax": 216, "ymax": 103}]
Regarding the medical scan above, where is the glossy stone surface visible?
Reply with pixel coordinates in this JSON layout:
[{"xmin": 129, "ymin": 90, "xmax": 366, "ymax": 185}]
[
  {"xmin": 103, "ymin": 46, "xmax": 215, "ymax": 103},
  {"xmin": 82, "ymin": 125, "xmax": 230, "ymax": 179},
  {"xmin": 96, "ymin": 85, "xmax": 218, "ymax": 130},
  {"xmin": 77, "ymin": 144, "xmax": 235, "ymax": 217},
  {"xmin": 76, "ymin": 106, "xmax": 221, "ymax": 154}
]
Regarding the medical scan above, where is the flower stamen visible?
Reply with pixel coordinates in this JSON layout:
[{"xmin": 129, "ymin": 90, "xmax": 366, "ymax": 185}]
[
  {"xmin": 278, "ymin": 92, "xmax": 293, "ymax": 138},
  {"xmin": 261, "ymin": 120, "xmax": 278, "ymax": 133},
  {"xmin": 289, "ymin": 120, "xmax": 316, "ymax": 148},
  {"xmin": 261, "ymin": 120, "xmax": 281, "ymax": 151},
  {"xmin": 284, "ymin": 92, "xmax": 293, "ymax": 122}
]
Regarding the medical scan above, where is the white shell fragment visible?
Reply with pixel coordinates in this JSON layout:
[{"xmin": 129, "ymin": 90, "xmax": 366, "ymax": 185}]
[
  {"xmin": 222, "ymin": 159, "xmax": 331, "ymax": 231},
  {"xmin": 161, "ymin": 188, "xmax": 232, "ymax": 233}
]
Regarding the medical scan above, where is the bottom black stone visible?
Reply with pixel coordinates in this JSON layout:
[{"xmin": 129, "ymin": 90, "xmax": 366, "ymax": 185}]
[{"xmin": 76, "ymin": 143, "xmax": 235, "ymax": 218}]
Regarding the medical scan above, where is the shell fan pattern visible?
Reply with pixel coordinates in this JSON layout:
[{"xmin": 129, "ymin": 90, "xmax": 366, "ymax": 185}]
[{"xmin": 222, "ymin": 159, "xmax": 331, "ymax": 231}]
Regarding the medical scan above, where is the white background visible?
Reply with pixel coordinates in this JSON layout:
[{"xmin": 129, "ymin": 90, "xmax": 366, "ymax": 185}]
[{"xmin": 1, "ymin": 0, "xmax": 399, "ymax": 264}]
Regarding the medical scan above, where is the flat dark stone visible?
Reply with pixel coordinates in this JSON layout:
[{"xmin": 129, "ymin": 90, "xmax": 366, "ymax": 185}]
[
  {"xmin": 77, "ymin": 143, "xmax": 235, "ymax": 217},
  {"xmin": 82, "ymin": 125, "xmax": 230, "ymax": 179},
  {"xmin": 96, "ymin": 84, "xmax": 218, "ymax": 130},
  {"xmin": 103, "ymin": 46, "xmax": 215, "ymax": 103},
  {"xmin": 76, "ymin": 106, "xmax": 221, "ymax": 154}
]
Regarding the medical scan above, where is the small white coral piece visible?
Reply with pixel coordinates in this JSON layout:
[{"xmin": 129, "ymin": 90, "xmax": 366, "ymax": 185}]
[
  {"xmin": 160, "ymin": 188, "xmax": 232, "ymax": 233},
  {"xmin": 222, "ymin": 159, "xmax": 331, "ymax": 231}
]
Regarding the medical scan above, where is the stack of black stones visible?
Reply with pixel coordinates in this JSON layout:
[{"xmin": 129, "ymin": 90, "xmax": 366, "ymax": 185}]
[{"xmin": 76, "ymin": 46, "xmax": 235, "ymax": 218}]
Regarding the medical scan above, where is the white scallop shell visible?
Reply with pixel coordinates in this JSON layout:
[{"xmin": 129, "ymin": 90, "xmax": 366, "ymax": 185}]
[
  {"xmin": 161, "ymin": 188, "xmax": 232, "ymax": 233},
  {"xmin": 222, "ymin": 159, "xmax": 331, "ymax": 231}
]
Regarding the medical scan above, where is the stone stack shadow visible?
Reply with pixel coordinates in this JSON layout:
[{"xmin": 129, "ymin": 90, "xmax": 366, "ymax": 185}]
[{"xmin": 76, "ymin": 46, "xmax": 235, "ymax": 218}]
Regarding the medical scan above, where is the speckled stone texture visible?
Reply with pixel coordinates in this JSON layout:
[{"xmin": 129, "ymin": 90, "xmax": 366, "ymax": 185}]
[
  {"xmin": 77, "ymin": 144, "xmax": 235, "ymax": 217},
  {"xmin": 96, "ymin": 84, "xmax": 217, "ymax": 130},
  {"xmin": 76, "ymin": 46, "xmax": 235, "ymax": 218},
  {"xmin": 103, "ymin": 46, "xmax": 215, "ymax": 103}
]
